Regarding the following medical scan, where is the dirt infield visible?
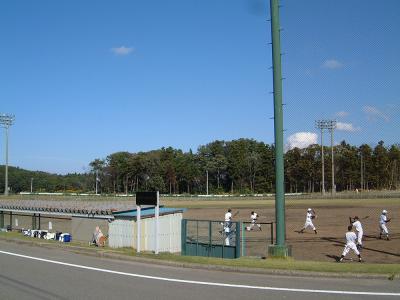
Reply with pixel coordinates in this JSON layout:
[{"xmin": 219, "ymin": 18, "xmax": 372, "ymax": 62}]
[{"xmin": 183, "ymin": 201, "xmax": 400, "ymax": 263}]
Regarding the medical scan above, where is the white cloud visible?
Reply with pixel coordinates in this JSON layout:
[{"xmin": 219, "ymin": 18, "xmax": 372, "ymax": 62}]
[
  {"xmin": 322, "ymin": 59, "xmax": 343, "ymax": 69},
  {"xmin": 336, "ymin": 122, "xmax": 360, "ymax": 132},
  {"xmin": 335, "ymin": 111, "xmax": 349, "ymax": 118},
  {"xmin": 363, "ymin": 105, "xmax": 389, "ymax": 122},
  {"xmin": 286, "ymin": 132, "xmax": 318, "ymax": 150},
  {"xmin": 111, "ymin": 46, "xmax": 135, "ymax": 56}
]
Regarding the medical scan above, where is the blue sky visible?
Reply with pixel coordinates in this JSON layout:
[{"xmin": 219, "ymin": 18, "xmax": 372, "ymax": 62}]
[{"xmin": 0, "ymin": 0, "xmax": 399, "ymax": 174}]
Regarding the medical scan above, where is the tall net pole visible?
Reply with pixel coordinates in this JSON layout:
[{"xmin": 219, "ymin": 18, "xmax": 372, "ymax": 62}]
[{"xmin": 268, "ymin": 0, "xmax": 288, "ymax": 256}]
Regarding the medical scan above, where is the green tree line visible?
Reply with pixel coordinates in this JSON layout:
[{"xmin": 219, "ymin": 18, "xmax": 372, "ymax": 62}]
[{"xmin": 1, "ymin": 139, "xmax": 399, "ymax": 194}]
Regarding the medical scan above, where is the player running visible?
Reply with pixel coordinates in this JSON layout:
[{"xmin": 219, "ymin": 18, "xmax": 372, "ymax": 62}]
[
  {"xmin": 349, "ymin": 216, "xmax": 363, "ymax": 249},
  {"xmin": 246, "ymin": 211, "xmax": 261, "ymax": 231},
  {"xmin": 339, "ymin": 225, "xmax": 363, "ymax": 263},
  {"xmin": 379, "ymin": 209, "xmax": 391, "ymax": 240},
  {"xmin": 299, "ymin": 208, "xmax": 317, "ymax": 234}
]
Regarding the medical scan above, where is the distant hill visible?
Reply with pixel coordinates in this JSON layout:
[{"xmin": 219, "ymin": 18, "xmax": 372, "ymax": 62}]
[{"xmin": 0, "ymin": 165, "xmax": 92, "ymax": 194}]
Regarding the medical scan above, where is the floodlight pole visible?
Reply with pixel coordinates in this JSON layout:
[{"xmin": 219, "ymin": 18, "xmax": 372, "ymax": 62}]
[
  {"xmin": 0, "ymin": 114, "xmax": 15, "ymax": 196},
  {"xmin": 315, "ymin": 120, "xmax": 336, "ymax": 196}
]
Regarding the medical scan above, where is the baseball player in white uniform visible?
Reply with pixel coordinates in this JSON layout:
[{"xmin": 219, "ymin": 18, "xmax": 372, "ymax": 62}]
[
  {"xmin": 339, "ymin": 225, "xmax": 362, "ymax": 262},
  {"xmin": 350, "ymin": 216, "xmax": 363, "ymax": 248},
  {"xmin": 299, "ymin": 208, "xmax": 317, "ymax": 234},
  {"xmin": 246, "ymin": 211, "xmax": 261, "ymax": 231},
  {"xmin": 379, "ymin": 209, "xmax": 391, "ymax": 240},
  {"xmin": 224, "ymin": 209, "xmax": 233, "ymax": 246}
]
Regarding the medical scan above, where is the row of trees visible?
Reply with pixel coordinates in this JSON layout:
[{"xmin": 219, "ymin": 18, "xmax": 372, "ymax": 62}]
[
  {"xmin": 89, "ymin": 139, "xmax": 399, "ymax": 194},
  {"xmin": 1, "ymin": 139, "xmax": 399, "ymax": 194}
]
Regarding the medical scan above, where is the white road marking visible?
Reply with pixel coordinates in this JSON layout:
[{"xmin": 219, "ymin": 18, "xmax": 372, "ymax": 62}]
[{"xmin": 0, "ymin": 249, "xmax": 399, "ymax": 297}]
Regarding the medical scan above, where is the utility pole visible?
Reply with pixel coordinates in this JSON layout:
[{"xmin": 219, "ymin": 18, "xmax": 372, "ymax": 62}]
[
  {"xmin": 206, "ymin": 170, "xmax": 209, "ymax": 195},
  {"xmin": 30, "ymin": 178, "xmax": 33, "ymax": 193},
  {"xmin": 360, "ymin": 153, "xmax": 363, "ymax": 190},
  {"xmin": 95, "ymin": 170, "xmax": 99, "ymax": 194},
  {"xmin": 0, "ymin": 114, "xmax": 15, "ymax": 196}
]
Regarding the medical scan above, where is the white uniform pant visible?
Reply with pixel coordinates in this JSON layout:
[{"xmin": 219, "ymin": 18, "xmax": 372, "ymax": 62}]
[
  {"xmin": 304, "ymin": 220, "xmax": 315, "ymax": 231},
  {"xmin": 342, "ymin": 242, "xmax": 360, "ymax": 257},
  {"xmin": 356, "ymin": 230, "xmax": 363, "ymax": 245},
  {"xmin": 224, "ymin": 225, "xmax": 231, "ymax": 246},
  {"xmin": 247, "ymin": 221, "xmax": 261, "ymax": 231},
  {"xmin": 380, "ymin": 223, "xmax": 389, "ymax": 235}
]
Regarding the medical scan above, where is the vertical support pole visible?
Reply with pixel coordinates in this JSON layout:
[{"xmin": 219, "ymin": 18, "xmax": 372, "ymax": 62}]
[
  {"xmin": 196, "ymin": 220, "xmax": 199, "ymax": 256},
  {"xmin": 360, "ymin": 153, "xmax": 364, "ymax": 190},
  {"xmin": 4, "ymin": 127, "xmax": 9, "ymax": 196},
  {"xmin": 32, "ymin": 213, "xmax": 35, "ymax": 230},
  {"xmin": 137, "ymin": 205, "xmax": 141, "ymax": 253},
  {"xmin": 181, "ymin": 219, "xmax": 187, "ymax": 255},
  {"xmin": 0, "ymin": 211, "xmax": 4, "ymax": 228},
  {"xmin": 271, "ymin": 222, "xmax": 274, "ymax": 245},
  {"xmin": 38, "ymin": 214, "xmax": 41, "ymax": 230},
  {"xmin": 9, "ymin": 211, "xmax": 12, "ymax": 231},
  {"xmin": 331, "ymin": 128, "xmax": 335, "ymax": 195},
  {"xmin": 321, "ymin": 128, "xmax": 325, "ymax": 195},
  {"xmin": 269, "ymin": 0, "xmax": 287, "ymax": 254},
  {"xmin": 206, "ymin": 170, "xmax": 209, "ymax": 195},
  {"xmin": 208, "ymin": 220, "xmax": 212, "ymax": 257},
  {"xmin": 155, "ymin": 191, "xmax": 159, "ymax": 254},
  {"xmin": 235, "ymin": 222, "xmax": 241, "ymax": 258}
]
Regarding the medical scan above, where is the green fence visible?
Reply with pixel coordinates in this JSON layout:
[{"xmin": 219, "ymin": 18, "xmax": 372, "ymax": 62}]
[
  {"xmin": 181, "ymin": 219, "xmax": 241, "ymax": 259},
  {"xmin": 241, "ymin": 222, "xmax": 274, "ymax": 257}
]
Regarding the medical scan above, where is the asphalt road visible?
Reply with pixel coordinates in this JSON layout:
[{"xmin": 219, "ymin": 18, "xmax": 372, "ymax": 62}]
[{"xmin": 0, "ymin": 240, "xmax": 399, "ymax": 300}]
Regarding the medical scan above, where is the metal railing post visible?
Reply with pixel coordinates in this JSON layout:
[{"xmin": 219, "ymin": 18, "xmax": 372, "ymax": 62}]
[
  {"xmin": 181, "ymin": 219, "xmax": 187, "ymax": 255},
  {"xmin": 271, "ymin": 222, "xmax": 274, "ymax": 245},
  {"xmin": 235, "ymin": 222, "xmax": 241, "ymax": 258}
]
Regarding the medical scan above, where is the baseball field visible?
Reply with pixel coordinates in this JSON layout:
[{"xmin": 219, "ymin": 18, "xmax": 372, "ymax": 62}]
[
  {"xmin": 1, "ymin": 194, "xmax": 399, "ymax": 264},
  {"xmin": 167, "ymin": 197, "xmax": 400, "ymax": 264}
]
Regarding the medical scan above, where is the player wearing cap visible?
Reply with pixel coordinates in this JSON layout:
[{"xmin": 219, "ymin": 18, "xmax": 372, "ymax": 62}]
[
  {"xmin": 299, "ymin": 208, "xmax": 317, "ymax": 234},
  {"xmin": 339, "ymin": 225, "xmax": 362, "ymax": 263},
  {"xmin": 349, "ymin": 216, "xmax": 363, "ymax": 249},
  {"xmin": 379, "ymin": 209, "xmax": 391, "ymax": 240}
]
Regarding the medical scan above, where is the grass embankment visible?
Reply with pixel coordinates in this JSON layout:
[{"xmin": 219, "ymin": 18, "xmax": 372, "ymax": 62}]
[{"xmin": 1, "ymin": 231, "xmax": 398, "ymax": 278}]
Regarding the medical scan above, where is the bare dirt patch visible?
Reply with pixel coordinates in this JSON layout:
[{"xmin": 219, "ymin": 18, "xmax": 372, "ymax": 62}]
[{"xmin": 183, "ymin": 202, "xmax": 400, "ymax": 263}]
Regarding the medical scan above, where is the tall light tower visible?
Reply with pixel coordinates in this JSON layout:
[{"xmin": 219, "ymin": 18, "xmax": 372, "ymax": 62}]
[
  {"xmin": 0, "ymin": 114, "xmax": 15, "ymax": 196},
  {"xmin": 315, "ymin": 119, "xmax": 336, "ymax": 195}
]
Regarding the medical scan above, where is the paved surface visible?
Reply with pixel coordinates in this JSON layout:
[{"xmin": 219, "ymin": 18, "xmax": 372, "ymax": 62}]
[{"xmin": 0, "ymin": 240, "xmax": 399, "ymax": 300}]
